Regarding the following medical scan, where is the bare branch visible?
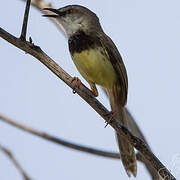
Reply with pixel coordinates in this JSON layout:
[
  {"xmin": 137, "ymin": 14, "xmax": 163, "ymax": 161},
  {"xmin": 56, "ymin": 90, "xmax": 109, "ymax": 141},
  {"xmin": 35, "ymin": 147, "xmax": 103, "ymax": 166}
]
[
  {"xmin": 0, "ymin": 113, "xmax": 119, "ymax": 159},
  {"xmin": 0, "ymin": 113, "xmax": 163, "ymax": 180},
  {"xmin": 0, "ymin": 28, "xmax": 175, "ymax": 180},
  {"xmin": 20, "ymin": 0, "xmax": 31, "ymax": 40},
  {"xmin": 0, "ymin": 144, "xmax": 31, "ymax": 180}
]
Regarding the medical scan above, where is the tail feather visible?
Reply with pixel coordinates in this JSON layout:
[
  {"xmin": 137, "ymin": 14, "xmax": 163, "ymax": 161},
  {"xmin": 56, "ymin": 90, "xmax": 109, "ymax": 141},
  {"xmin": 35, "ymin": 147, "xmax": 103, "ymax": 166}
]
[
  {"xmin": 116, "ymin": 107, "xmax": 137, "ymax": 177},
  {"xmin": 108, "ymin": 88, "xmax": 137, "ymax": 177}
]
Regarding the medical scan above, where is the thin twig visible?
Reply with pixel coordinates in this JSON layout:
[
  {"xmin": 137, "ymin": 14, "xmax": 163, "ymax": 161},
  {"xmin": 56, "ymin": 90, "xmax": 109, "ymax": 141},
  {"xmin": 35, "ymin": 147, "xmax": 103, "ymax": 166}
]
[
  {"xmin": 21, "ymin": 0, "xmax": 66, "ymax": 35},
  {"xmin": 0, "ymin": 144, "xmax": 31, "ymax": 180},
  {"xmin": 0, "ymin": 28, "xmax": 175, "ymax": 180},
  {"xmin": 20, "ymin": 0, "xmax": 31, "ymax": 40}
]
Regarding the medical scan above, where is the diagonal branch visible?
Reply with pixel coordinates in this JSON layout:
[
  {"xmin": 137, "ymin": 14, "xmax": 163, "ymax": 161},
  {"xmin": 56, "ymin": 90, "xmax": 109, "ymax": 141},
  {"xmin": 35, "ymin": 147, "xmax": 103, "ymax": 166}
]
[
  {"xmin": 125, "ymin": 109, "xmax": 161, "ymax": 180},
  {"xmin": 0, "ymin": 144, "xmax": 31, "ymax": 180},
  {"xmin": 0, "ymin": 27, "xmax": 175, "ymax": 180}
]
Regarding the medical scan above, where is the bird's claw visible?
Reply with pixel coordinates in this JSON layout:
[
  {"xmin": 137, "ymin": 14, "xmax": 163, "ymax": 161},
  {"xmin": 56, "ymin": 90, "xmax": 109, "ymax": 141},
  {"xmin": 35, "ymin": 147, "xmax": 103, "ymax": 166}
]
[{"xmin": 71, "ymin": 77, "xmax": 81, "ymax": 94}]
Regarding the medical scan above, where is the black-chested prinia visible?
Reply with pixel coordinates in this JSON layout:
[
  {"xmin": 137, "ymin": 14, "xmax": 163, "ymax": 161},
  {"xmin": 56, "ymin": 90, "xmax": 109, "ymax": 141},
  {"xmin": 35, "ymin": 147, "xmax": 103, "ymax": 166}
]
[{"xmin": 43, "ymin": 5, "xmax": 137, "ymax": 177}]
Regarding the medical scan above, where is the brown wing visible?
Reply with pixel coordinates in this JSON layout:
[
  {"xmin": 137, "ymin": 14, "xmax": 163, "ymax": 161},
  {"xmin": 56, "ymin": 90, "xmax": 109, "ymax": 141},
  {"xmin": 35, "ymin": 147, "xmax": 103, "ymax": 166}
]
[{"xmin": 98, "ymin": 33, "xmax": 128, "ymax": 106}]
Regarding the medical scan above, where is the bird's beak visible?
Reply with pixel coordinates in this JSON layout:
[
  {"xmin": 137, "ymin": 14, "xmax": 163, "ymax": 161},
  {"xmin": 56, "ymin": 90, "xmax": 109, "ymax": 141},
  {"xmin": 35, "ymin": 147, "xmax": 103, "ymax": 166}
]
[{"xmin": 42, "ymin": 8, "xmax": 59, "ymax": 18}]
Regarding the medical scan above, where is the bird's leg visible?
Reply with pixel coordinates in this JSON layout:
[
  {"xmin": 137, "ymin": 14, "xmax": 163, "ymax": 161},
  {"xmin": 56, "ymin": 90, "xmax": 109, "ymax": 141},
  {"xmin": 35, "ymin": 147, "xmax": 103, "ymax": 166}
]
[
  {"xmin": 71, "ymin": 77, "xmax": 98, "ymax": 97},
  {"xmin": 71, "ymin": 77, "xmax": 81, "ymax": 94},
  {"xmin": 104, "ymin": 89, "xmax": 118, "ymax": 127},
  {"xmin": 89, "ymin": 82, "xmax": 98, "ymax": 97}
]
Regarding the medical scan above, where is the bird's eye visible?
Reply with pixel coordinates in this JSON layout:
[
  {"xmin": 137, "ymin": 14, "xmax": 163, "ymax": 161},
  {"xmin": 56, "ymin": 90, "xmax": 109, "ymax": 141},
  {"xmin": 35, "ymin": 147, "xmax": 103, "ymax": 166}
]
[{"xmin": 68, "ymin": 9, "xmax": 73, "ymax": 14}]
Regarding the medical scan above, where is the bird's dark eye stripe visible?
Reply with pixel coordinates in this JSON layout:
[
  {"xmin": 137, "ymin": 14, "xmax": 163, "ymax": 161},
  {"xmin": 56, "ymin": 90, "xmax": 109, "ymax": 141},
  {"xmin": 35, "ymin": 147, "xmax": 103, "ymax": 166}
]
[
  {"xmin": 58, "ymin": 9, "xmax": 74, "ymax": 17},
  {"xmin": 59, "ymin": 11, "xmax": 66, "ymax": 16},
  {"xmin": 68, "ymin": 9, "xmax": 73, "ymax": 13}
]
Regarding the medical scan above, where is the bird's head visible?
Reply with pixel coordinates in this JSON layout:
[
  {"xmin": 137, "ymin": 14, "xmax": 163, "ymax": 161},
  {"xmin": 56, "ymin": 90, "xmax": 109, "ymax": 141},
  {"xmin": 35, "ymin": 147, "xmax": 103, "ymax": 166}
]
[{"xmin": 43, "ymin": 5, "xmax": 102, "ymax": 38}]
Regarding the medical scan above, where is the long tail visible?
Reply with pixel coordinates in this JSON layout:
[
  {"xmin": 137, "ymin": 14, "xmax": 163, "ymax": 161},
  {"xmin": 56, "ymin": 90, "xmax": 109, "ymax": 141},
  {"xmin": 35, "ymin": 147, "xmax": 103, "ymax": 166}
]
[{"xmin": 109, "ymin": 88, "xmax": 137, "ymax": 177}]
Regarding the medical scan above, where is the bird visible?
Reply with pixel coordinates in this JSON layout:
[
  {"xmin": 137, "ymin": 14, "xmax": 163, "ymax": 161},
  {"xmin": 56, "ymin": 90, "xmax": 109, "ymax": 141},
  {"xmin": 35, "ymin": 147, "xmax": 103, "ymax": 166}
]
[{"xmin": 43, "ymin": 5, "xmax": 137, "ymax": 177}]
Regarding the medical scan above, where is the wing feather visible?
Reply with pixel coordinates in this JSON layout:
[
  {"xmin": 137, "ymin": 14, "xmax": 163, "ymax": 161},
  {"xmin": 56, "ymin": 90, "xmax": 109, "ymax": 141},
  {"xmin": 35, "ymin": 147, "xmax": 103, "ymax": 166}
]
[{"xmin": 98, "ymin": 33, "xmax": 128, "ymax": 106}]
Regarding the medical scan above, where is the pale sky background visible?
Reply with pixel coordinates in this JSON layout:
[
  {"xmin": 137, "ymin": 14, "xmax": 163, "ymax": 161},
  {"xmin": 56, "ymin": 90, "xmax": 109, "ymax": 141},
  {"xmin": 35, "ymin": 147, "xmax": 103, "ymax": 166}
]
[{"xmin": 0, "ymin": 0, "xmax": 180, "ymax": 179}]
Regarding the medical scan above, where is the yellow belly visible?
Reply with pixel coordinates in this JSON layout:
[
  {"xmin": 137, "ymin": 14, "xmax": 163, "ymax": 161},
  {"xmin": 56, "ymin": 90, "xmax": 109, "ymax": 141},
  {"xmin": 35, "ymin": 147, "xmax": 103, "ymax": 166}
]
[{"xmin": 72, "ymin": 47, "xmax": 117, "ymax": 89}]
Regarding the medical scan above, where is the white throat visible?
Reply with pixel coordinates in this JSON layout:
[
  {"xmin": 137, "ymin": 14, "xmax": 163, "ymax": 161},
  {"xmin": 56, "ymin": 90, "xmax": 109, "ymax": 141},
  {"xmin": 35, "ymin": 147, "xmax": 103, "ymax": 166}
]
[{"xmin": 56, "ymin": 16, "xmax": 87, "ymax": 38}]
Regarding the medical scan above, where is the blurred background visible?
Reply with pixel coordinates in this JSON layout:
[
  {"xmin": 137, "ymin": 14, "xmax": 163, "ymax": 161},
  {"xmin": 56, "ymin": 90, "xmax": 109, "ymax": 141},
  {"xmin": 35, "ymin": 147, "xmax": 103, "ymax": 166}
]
[{"xmin": 0, "ymin": 0, "xmax": 180, "ymax": 179}]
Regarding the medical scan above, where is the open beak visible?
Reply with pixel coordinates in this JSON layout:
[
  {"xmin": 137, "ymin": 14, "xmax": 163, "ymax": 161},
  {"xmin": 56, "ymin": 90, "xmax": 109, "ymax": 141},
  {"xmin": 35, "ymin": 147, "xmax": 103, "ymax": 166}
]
[{"xmin": 42, "ymin": 8, "xmax": 59, "ymax": 18}]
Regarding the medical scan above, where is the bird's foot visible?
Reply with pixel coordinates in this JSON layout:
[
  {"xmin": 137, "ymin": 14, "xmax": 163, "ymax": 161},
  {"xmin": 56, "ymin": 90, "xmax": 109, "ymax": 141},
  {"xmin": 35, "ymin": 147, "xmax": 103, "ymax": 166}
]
[
  {"xmin": 104, "ymin": 111, "xmax": 117, "ymax": 128},
  {"xmin": 71, "ymin": 77, "xmax": 98, "ymax": 97},
  {"xmin": 71, "ymin": 77, "xmax": 81, "ymax": 94}
]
